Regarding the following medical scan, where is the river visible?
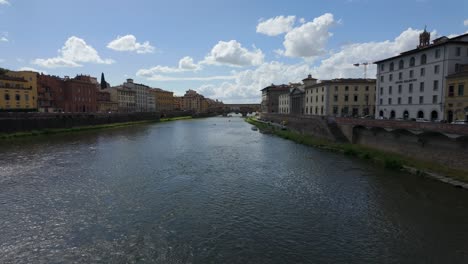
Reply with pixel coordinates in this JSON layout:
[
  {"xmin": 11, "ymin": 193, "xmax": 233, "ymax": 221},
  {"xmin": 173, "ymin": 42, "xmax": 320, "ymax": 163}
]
[{"xmin": 0, "ymin": 116, "xmax": 467, "ymax": 263}]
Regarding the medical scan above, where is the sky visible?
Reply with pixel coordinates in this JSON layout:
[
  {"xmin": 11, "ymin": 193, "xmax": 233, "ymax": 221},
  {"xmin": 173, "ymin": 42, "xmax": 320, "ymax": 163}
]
[{"xmin": 0, "ymin": 0, "xmax": 467, "ymax": 103}]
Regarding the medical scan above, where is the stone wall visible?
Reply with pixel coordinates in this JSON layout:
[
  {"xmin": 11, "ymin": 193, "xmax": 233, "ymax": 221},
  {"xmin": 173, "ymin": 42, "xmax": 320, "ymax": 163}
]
[{"xmin": 0, "ymin": 112, "xmax": 161, "ymax": 133}]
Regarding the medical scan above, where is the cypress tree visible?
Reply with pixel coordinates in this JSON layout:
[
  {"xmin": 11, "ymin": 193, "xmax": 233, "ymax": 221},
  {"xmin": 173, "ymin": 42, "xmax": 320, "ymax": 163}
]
[{"xmin": 100, "ymin": 72, "xmax": 107, "ymax": 90}]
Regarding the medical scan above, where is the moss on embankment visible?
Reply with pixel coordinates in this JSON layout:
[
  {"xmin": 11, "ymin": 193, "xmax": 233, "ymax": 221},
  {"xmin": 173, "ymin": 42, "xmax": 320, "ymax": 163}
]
[{"xmin": 246, "ymin": 117, "xmax": 468, "ymax": 184}]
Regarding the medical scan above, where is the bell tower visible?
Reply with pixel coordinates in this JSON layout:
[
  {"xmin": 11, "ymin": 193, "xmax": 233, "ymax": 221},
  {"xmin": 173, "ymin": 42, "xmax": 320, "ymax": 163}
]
[{"xmin": 418, "ymin": 26, "xmax": 430, "ymax": 48}]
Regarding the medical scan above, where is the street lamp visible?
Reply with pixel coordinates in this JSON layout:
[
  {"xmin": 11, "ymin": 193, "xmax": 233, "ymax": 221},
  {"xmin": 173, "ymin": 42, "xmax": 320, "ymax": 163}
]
[{"xmin": 353, "ymin": 62, "xmax": 369, "ymax": 79}]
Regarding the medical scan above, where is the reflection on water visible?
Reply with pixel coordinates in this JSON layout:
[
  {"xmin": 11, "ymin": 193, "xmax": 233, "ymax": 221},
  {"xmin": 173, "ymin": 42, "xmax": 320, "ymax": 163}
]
[{"xmin": 1, "ymin": 117, "xmax": 468, "ymax": 263}]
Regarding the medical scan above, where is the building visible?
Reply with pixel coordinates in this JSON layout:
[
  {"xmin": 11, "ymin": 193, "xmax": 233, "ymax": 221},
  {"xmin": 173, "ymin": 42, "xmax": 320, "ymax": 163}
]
[
  {"xmin": 37, "ymin": 74, "xmax": 65, "ymax": 112},
  {"xmin": 62, "ymin": 75, "xmax": 98, "ymax": 113},
  {"xmin": 445, "ymin": 64, "xmax": 468, "ymax": 122},
  {"xmin": 375, "ymin": 30, "xmax": 468, "ymax": 120},
  {"xmin": 260, "ymin": 84, "xmax": 291, "ymax": 113},
  {"xmin": 105, "ymin": 86, "xmax": 136, "ymax": 112},
  {"xmin": 146, "ymin": 87, "xmax": 156, "ymax": 112},
  {"xmin": 0, "ymin": 71, "xmax": 38, "ymax": 111},
  {"xmin": 122, "ymin": 79, "xmax": 150, "ymax": 112},
  {"xmin": 151, "ymin": 88, "xmax": 174, "ymax": 112},
  {"xmin": 97, "ymin": 91, "xmax": 118, "ymax": 113},
  {"xmin": 278, "ymin": 93, "xmax": 290, "ymax": 114},
  {"xmin": 181, "ymin": 89, "xmax": 204, "ymax": 113},
  {"xmin": 173, "ymin": 96, "xmax": 182, "ymax": 111},
  {"xmin": 304, "ymin": 78, "xmax": 376, "ymax": 117},
  {"xmin": 290, "ymin": 84, "xmax": 305, "ymax": 115}
]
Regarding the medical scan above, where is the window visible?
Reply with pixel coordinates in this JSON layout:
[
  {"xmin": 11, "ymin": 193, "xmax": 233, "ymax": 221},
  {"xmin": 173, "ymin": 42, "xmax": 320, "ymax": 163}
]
[
  {"xmin": 421, "ymin": 54, "xmax": 427, "ymax": 64},
  {"xmin": 398, "ymin": 97, "xmax": 401, "ymax": 104},
  {"xmin": 409, "ymin": 83, "xmax": 413, "ymax": 93},
  {"xmin": 419, "ymin": 96, "xmax": 424, "ymax": 104},
  {"xmin": 345, "ymin": 86, "xmax": 349, "ymax": 91},
  {"xmin": 455, "ymin": 64, "xmax": 460, "ymax": 72},
  {"xmin": 459, "ymin": 84, "xmax": 465, "ymax": 96},
  {"xmin": 4, "ymin": 94, "xmax": 9, "ymax": 100},
  {"xmin": 410, "ymin": 70, "xmax": 414, "ymax": 78},
  {"xmin": 435, "ymin": 49, "xmax": 440, "ymax": 59},
  {"xmin": 354, "ymin": 95, "xmax": 358, "ymax": 102},
  {"xmin": 432, "ymin": 95, "xmax": 438, "ymax": 104},
  {"xmin": 335, "ymin": 86, "xmax": 338, "ymax": 92},
  {"xmin": 333, "ymin": 106, "xmax": 338, "ymax": 114},
  {"xmin": 389, "ymin": 86, "xmax": 393, "ymax": 94},
  {"xmin": 379, "ymin": 98, "xmax": 383, "ymax": 105},
  {"xmin": 388, "ymin": 98, "xmax": 392, "ymax": 105},
  {"xmin": 321, "ymin": 95, "xmax": 324, "ymax": 102},
  {"xmin": 25, "ymin": 94, "xmax": 29, "ymax": 101},
  {"xmin": 380, "ymin": 76, "xmax": 384, "ymax": 82},
  {"xmin": 380, "ymin": 87, "xmax": 383, "ymax": 95},
  {"xmin": 408, "ymin": 96, "xmax": 412, "ymax": 104},
  {"xmin": 390, "ymin": 62, "xmax": 394, "ymax": 71},
  {"xmin": 410, "ymin": 57, "xmax": 415, "ymax": 66},
  {"xmin": 333, "ymin": 95, "xmax": 338, "ymax": 102},
  {"xmin": 399, "ymin": 59, "xmax": 404, "ymax": 69},
  {"xmin": 15, "ymin": 94, "xmax": 20, "ymax": 101},
  {"xmin": 420, "ymin": 67, "xmax": 425, "ymax": 76},
  {"xmin": 345, "ymin": 95, "xmax": 349, "ymax": 102},
  {"xmin": 434, "ymin": 65, "xmax": 440, "ymax": 74},
  {"xmin": 448, "ymin": 85, "xmax": 455, "ymax": 97},
  {"xmin": 354, "ymin": 86, "xmax": 358, "ymax": 91},
  {"xmin": 433, "ymin": 80, "xmax": 438, "ymax": 91},
  {"xmin": 380, "ymin": 64, "xmax": 384, "ymax": 71},
  {"xmin": 419, "ymin": 82, "xmax": 424, "ymax": 92},
  {"xmin": 456, "ymin": 47, "xmax": 461, "ymax": 56},
  {"xmin": 399, "ymin": 72, "xmax": 402, "ymax": 80},
  {"xmin": 365, "ymin": 95, "xmax": 369, "ymax": 103},
  {"xmin": 398, "ymin": 85, "xmax": 402, "ymax": 94},
  {"xmin": 389, "ymin": 74, "xmax": 393, "ymax": 81},
  {"xmin": 365, "ymin": 86, "xmax": 369, "ymax": 91}
]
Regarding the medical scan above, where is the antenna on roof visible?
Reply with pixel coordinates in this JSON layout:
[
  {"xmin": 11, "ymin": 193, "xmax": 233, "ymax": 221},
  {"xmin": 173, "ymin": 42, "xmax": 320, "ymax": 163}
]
[{"xmin": 353, "ymin": 62, "xmax": 369, "ymax": 79}]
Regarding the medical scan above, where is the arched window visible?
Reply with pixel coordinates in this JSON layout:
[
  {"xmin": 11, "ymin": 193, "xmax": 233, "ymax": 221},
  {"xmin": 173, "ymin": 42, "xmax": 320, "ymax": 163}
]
[
  {"xmin": 410, "ymin": 57, "xmax": 415, "ymax": 67},
  {"xmin": 379, "ymin": 110, "xmax": 384, "ymax": 117},
  {"xmin": 420, "ymin": 54, "xmax": 427, "ymax": 65},
  {"xmin": 390, "ymin": 62, "xmax": 394, "ymax": 71},
  {"xmin": 399, "ymin": 59, "xmax": 404, "ymax": 69},
  {"xmin": 447, "ymin": 110, "xmax": 454, "ymax": 123},
  {"xmin": 390, "ymin": 110, "xmax": 396, "ymax": 119},
  {"xmin": 431, "ymin": 111, "xmax": 438, "ymax": 121},
  {"xmin": 403, "ymin": 110, "xmax": 409, "ymax": 120},
  {"xmin": 417, "ymin": 111, "xmax": 424, "ymax": 118}
]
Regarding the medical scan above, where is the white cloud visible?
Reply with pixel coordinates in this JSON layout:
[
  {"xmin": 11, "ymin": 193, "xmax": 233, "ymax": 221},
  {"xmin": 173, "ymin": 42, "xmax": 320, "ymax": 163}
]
[
  {"xmin": 33, "ymin": 36, "xmax": 114, "ymax": 68},
  {"xmin": 18, "ymin": 67, "xmax": 47, "ymax": 74},
  {"xmin": 203, "ymin": 40, "xmax": 264, "ymax": 67},
  {"xmin": 139, "ymin": 75, "xmax": 236, "ymax": 82},
  {"xmin": 136, "ymin": 56, "xmax": 202, "ymax": 78},
  {"xmin": 107, "ymin": 35, "xmax": 155, "ymax": 54},
  {"xmin": 256, "ymin": 16, "xmax": 296, "ymax": 36},
  {"xmin": 281, "ymin": 13, "xmax": 336, "ymax": 59},
  {"xmin": 196, "ymin": 61, "xmax": 312, "ymax": 103},
  {"xmin": 0, "ymin": 0, "xmax": 10, "ymax": 5},
  {"xmin": 464, "ymin": 19, "xmax": 468, "ymax": 27},
  {"xmin": 310, "ymin": 28, "xmax": 425, "ymax": 79},
  {"xmin": 0, "ymin": 36, "xmax": 7, "ymax": 42}
]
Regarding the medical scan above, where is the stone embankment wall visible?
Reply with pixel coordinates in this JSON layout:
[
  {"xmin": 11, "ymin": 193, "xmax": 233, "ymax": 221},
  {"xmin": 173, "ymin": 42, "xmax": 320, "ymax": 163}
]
[
  {"xmin": 260, "ymin": 113, "xmax": 468, "ymax": 172},
  {"xmin": 260, "ymin": 113, "xmax": 348, "ymax": 142},
  {"xmin": 0, "ymin": 112, "xmax": 162, "ymax": 133}
]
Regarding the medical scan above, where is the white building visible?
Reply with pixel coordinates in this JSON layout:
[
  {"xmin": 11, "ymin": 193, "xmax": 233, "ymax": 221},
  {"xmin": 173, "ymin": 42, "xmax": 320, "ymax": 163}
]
[
  {"xmin": 375, "ymin": 30, "xmax": 468, "ymax": 120},
  {"xmin": 123, "ymin": 78, "xmax": 150, "ymax": 112},
  {"xmin": 278, "ymin": 93, "xmax": 290, "ymax": 114}
]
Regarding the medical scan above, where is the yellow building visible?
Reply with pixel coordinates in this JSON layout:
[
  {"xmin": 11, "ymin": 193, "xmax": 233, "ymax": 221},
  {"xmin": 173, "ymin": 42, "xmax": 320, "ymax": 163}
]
[
  {"xmin": 304, "ymin": 78, "xmax": 376, "ymax": 117},
  {"xmin": 445, "ymin": 64, "xmax": 468, "ymax": 122},
  {"xmin": 0, "ymin": 71, "xmax": 38, "ymax": 111},
  {"xmin": 150, "ymin": 88, "xmax": 174, "ymax": 112}
]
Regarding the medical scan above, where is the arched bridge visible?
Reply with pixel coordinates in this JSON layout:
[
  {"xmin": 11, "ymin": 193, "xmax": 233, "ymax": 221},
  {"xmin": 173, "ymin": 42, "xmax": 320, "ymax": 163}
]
[{"xmin": 222, "ymin": 104, "xmax": 260, "ymax": 117}]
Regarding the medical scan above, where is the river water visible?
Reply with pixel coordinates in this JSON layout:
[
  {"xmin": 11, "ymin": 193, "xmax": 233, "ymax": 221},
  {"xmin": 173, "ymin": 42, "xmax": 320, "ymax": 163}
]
[{"xmin": 0, "ymin": 116, "xmax": 467, "ymax": 263}]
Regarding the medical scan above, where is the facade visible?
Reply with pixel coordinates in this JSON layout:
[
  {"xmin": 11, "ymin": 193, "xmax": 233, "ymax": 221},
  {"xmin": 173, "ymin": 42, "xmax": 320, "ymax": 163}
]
[
  {"xmin": 0, "ymin": 71, "xmax": 38, "ymax": 111},
  {"xmin": 278, "ymin": 93, "xmax": 290, "ymax": 114},
  {"xmin": 151, "ymin": 88, "xmax": 174, "ymax": 112},
  {"xmin": 304, "ymin": 78, "xmax": 376, "ymax": 117},
  {"xmin": 260, "ymin": 84, "xmax": 291, "ymax": 113},
  {"xmin": 97, "ymin": 91, "xmax": 118, "ymax": 113},
  {"xmin": 62, "ymin": 75, "xmax": 98, "ymax": 113},
  {"xmin": 445, "ymin": 64, "xmax": 468, "ymax": 122},
  {"xmin": 181, "ymin": 89, "xmax": 204, "ymax": 113},
  {"xmin": 146, "ymin": 87, "xmax": 156, "ymax": 112},
  {"xmin": 105, "ymin": 86, "xmax": 136, "ymax": 112},
  {"xmin": 290, "ymin": 86, "xmax": 305, "ymax": 115},
  {"xmin": 173, "ymin": 96, "xmax": 182, "ymax": 111},
  {"xmin": 375, "ymin": 30, "xmax": 468, "ymax": 120},
  {"xmin": 122, "ymin": 79, "xmax": 150, "ymax": 112},
  {"xmin": 37, "ymin": 74, "xmax": 65, "ymax": 112}
]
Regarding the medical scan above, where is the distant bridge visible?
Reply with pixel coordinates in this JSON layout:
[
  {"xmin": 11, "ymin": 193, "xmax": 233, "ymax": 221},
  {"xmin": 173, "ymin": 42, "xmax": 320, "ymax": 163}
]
[{"xmin": 222, "ymin": 104, "xmax": 260, "ymax": 117}]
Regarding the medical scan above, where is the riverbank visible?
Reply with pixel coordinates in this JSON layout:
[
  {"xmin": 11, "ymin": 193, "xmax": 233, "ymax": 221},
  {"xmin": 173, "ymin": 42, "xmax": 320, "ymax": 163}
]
[
  {"xmin": 246, "ymin": 117, "xmax": 468, "ymax": 187},
  {"xmin": 0, "ymin": 116, "xmax": 193, "ymax": 140}
]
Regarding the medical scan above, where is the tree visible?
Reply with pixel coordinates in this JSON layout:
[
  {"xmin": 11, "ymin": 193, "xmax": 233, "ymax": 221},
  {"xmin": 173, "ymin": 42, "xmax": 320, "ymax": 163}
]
[
  {"xmin": 100, "ymin": 72, "xmax": 107, "ymax": 90},
  {"xmin": 0, "ymin": 67, "xmax": 10, "ymax": 75}
]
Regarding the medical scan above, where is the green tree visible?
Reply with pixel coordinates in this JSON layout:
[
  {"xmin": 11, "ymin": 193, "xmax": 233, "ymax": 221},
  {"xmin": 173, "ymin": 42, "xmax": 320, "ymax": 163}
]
[{"xmin": 100, "ymin": 72, "xmax": 107, "ymax": 89}]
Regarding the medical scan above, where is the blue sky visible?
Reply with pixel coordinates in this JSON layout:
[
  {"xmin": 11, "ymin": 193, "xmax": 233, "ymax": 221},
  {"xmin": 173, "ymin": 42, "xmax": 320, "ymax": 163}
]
[{"xmin": 1, "ymin": 0, "xmax": 467, "ymax": 102}]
